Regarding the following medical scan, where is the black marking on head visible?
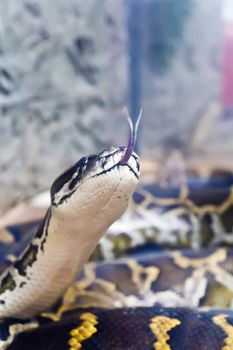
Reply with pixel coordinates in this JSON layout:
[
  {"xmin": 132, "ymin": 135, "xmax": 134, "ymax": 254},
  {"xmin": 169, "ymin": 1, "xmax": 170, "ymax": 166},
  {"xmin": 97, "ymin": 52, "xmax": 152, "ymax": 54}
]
[
  {"xmin": 132, "ymin": 154, "xmax": 140, "ymax": 172},
  {"xmin": 52, "ymin": 190, "xmax": 78, "ymax": 207},
  {"xmin": 51, "ymin": 155, "xmax": 99, "ymax": 207},
  {"xmin": 68, "ymin": 172, "xmax": 81, "ymax": 191},
  {"xmin": 125, "ymin": 164, "xmax": 139, "ymax": 179},
  {"xmin": 68, "ymin": 156, "xmax": 88, "ymax": 191},
  {"xmin": 50, "ymin": 164, "xmax": 77, "ymax": 200},
  {"xmin": 93, "ymin": 163, "xmax": 139, "ymax": 180},
  {"xmin": 0, "ymin": 300, "xmax": 5, "ymax": 304},
  {"xmin": 92, "ymin": 164, "xmax": 118, "ymax": 178},
  {"xmin": 99, "ymin": 148, "xmax": 120, "ymax": 159},
  {"xmin": 50, "ymin": 156, "xmax": 88, "ymax": 201},
  {"xmin": 0, "ymin": 273, "xmax": 16, "ymax": 294},
  {"xmin": 14, "ymin": 244, "xmax": 39, "ymax": 277}
]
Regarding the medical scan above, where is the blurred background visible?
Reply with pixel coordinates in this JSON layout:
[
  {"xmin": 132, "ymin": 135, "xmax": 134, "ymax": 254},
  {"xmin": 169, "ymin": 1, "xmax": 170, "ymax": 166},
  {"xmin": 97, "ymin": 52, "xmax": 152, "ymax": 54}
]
[{"xmin": 0, "ymin": 0, "xmax": 233, "ymax": 212}]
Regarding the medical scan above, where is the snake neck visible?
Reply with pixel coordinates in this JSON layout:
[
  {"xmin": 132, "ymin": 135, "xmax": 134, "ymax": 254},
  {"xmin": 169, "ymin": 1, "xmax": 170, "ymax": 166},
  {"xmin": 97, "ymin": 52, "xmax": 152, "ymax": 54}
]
[{"xmin": 0, "ymin": 188, "xmax": 130, "ymax": 319}]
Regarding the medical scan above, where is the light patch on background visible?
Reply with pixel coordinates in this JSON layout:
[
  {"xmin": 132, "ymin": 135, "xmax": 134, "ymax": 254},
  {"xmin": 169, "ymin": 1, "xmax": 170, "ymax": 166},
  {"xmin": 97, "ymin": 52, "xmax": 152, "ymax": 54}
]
[{"xmin": 222, "ymin": 0, "xmax": 233, "ymax": 22}]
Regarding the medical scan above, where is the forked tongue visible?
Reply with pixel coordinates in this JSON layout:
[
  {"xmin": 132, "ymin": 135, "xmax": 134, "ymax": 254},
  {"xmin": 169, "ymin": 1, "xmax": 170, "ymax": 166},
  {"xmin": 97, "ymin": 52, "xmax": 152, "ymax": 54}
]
[{"xmin": 119, "ymin": 108, "xmax": 142, "ymax": 165}]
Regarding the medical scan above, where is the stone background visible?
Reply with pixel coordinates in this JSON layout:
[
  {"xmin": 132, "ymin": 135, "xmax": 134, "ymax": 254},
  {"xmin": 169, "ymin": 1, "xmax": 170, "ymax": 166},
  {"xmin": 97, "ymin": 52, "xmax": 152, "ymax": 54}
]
[{"xmin": 0, "ymin": 0, "xmax": 110, "ymax": 210}]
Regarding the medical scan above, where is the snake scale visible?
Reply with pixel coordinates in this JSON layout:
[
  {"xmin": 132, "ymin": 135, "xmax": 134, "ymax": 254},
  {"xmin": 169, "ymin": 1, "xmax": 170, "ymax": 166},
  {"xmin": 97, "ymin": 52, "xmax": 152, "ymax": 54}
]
[{"xmin": 1, "ymin": 114, "xmax": 233, "ymax": 349}]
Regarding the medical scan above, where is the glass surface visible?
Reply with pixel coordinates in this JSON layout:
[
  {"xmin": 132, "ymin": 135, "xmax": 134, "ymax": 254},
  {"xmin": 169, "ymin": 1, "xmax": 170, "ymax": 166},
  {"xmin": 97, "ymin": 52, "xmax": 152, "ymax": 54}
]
[{"xmin": 0, "ymin": 0, "xmax": 233, "ymax": 209}]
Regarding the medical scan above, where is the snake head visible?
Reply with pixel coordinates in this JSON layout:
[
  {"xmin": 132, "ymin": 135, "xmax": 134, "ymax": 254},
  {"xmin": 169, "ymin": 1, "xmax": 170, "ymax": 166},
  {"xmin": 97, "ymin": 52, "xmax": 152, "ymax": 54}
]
[
  {"xmin": 50, "ymin": 109, "xmax": 141, "ymax": 211},
  {"xmin": 50, "ymin": 146, "xmax": 139, "ymax": 224},
  {"xmin": 50, "ymin": 147, "xmax": 139, "ymax": 207},
  {"xmin": 50, "ymin": 109, "xmax": 140, "ymax": 225}
]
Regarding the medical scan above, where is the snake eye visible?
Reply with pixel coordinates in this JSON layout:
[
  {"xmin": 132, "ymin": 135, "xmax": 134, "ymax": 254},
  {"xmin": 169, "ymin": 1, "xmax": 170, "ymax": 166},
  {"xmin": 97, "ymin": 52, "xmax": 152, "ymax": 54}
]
[{"xmin": 77, "ymin": 157, "xmax": 88, "ymax": 168}]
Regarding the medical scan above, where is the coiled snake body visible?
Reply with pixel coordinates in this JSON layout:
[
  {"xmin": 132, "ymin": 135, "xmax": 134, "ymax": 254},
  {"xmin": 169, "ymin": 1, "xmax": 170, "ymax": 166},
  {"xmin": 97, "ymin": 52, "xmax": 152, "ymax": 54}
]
[{"xmin": 1, "ymin": 126, "xmax": 233, "ymax": 348}]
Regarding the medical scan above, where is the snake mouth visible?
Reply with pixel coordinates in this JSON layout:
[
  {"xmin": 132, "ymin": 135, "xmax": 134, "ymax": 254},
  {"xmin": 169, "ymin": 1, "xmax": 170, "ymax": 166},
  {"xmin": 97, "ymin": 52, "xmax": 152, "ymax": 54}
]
[
  {"xmin": 123, "ymin": 153, "xmax": 140, "ymax": 179},
  {"xmin": 93, "ymin": 163, "xmax": 139, "ymax": 180},
  {"xmin": 121, "ymin": 162, "xmax": 139, "ymax": 179},
  {"xmin": 92, "ymin": 152, "xmax": 139, "ymax": 180}
]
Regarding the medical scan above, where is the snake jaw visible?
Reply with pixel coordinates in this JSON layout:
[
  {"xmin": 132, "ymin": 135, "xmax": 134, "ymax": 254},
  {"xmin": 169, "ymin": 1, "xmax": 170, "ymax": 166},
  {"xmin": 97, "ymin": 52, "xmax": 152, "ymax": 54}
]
[{"xmin": 119, "ymin": 108, "xmax": 142, "ymax": 165}]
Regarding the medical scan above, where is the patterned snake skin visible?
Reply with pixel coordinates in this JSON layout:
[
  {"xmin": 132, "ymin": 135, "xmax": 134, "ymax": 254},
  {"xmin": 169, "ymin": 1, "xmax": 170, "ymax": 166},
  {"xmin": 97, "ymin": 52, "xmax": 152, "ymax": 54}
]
[{"xmin": 1, "ymin": 170, "xmax": 233, "ymax": 349}]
